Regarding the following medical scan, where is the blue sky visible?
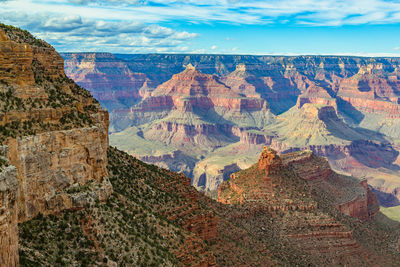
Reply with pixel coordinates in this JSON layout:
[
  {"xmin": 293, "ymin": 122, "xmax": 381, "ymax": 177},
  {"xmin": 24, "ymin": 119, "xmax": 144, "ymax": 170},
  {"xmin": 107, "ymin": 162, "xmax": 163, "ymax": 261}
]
[{"xmin": 1, "ymin": 0, "xmax": 400, "ymax": 56}]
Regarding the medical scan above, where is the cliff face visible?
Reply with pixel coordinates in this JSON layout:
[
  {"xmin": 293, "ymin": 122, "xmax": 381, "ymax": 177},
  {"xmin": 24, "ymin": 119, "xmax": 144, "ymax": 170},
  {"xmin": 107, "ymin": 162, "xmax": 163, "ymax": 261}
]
[
  {"xmin": 0, "ymin": 28, "xmax": 63, "ymax": 98},
  {"xmin": 63, "ymin": 53, "xmax": 400, "ymax": 119},
  {"xmin": 7, "ymin": 115, "xmax": 110, "ymax": 221},
  {"xmin": 62, "ymin": 52, "xmax": 149, "ymax": 112},
  {"xmin": 0, "ymin": 24, "xmax": 111, "ymax": 266}
]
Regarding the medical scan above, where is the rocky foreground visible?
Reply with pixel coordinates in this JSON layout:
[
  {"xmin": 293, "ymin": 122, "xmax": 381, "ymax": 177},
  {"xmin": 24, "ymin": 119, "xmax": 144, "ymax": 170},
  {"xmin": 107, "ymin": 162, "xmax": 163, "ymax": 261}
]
[
  {"xmin": 16, "ymin": 147, "xmax": 400, "ymax": 266},
  {"xmin": 0, "ymin": 23, "xmax": 111, "ymax": 266}
]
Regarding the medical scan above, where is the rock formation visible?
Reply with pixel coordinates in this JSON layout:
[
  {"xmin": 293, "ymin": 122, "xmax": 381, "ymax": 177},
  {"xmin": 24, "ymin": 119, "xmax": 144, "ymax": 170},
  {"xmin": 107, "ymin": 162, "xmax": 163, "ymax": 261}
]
[
  {"xmin": 282, "ymin": 150, "xmax": 379, "ymax": 221},
  {"xmin": 216, "ymin": 147, "xmax": 398, "ymax": 265},
  {"xmin": 257, "ymin": 146, "xmax": 282, "ymax": 175},
  {"xmin": 0, "ymin": 24, "xmax": 111, "ymax": 266},
  {"xmin": 218, "ymin": 147, "xmax": 378, "ymax": 222},
  {"xmin": 63, "ymin": 53, "xmax": 400, "ymax": 204}
]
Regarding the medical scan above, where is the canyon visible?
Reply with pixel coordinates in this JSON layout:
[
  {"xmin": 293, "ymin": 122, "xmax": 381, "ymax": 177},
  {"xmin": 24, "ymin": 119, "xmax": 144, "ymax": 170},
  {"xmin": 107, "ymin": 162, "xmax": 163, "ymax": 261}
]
[
  {"xmin": 63, "ymin": 52, "xmax": 400, "ymax": 207},
  {"xmin": 0, "ymin": 23, "xmax": 399, "ymax": 266}
]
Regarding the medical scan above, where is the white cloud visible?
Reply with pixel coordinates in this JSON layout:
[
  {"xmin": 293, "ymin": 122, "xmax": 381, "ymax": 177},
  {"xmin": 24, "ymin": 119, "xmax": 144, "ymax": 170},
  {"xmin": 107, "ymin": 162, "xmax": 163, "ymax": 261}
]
[
  {"xmin": 2, "ymin": 0, "xmax": 400, "ymax": 53},
  {"xmin": 0, "ymin": 10, "xmax": 198, "ymax": 53},
  {"xmin": 4, "ymin": 0, "xmax": 400, "ymax": 27},
  {"xmin": 211, "ymin": 45, "xmax": 217, "ymax": 50}
]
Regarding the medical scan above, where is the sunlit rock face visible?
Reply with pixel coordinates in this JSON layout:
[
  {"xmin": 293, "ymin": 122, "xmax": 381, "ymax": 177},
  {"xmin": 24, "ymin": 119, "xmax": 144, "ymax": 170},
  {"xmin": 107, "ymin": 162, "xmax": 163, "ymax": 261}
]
[{"xmin": 0, "ymin": 24, "xmax": 112, "ymax": 265}]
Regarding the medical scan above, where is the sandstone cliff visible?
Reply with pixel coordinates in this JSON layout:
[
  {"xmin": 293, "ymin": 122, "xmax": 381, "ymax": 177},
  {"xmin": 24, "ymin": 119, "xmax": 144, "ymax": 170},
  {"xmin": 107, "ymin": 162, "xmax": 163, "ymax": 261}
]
[{"xmin": 0, "ymin": 23, "xmax": 111, "ymax": 266}]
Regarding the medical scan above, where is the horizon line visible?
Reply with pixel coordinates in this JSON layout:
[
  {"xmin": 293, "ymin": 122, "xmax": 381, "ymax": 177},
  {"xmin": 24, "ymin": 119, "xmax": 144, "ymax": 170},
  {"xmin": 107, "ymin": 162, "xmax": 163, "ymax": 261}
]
[{"xmin": 59, "ymin": 52, "xmax": 400, "ymax": 58}]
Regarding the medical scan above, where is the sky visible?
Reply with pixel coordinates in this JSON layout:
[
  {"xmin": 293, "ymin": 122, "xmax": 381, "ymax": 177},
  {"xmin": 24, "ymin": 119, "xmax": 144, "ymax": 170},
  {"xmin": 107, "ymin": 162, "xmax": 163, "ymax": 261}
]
[{"xmin": 1, "ymin": 0, "xmax": 400, "ymax": 56}]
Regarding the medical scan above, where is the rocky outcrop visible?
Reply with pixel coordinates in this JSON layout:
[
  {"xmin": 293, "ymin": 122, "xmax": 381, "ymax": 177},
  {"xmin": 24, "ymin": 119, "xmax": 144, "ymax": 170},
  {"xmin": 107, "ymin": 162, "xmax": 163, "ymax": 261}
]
[
  {"xmin": 282, "ymin": 150, "xmax": 379, "ymax": 221},
  {"xmin": 337, "ymin": 187, "xmax": 378, "ymax": 222},
  {"xmin": 282, "ymin": 150, "xmax": 333, "ymax": 181},
  {"xmin": 219, "ymin": 148, "xmax": 379, "ymax": 221},
  {"xmin": 236, "ymin": 129, "xmax": 274, "ymax": 146},
  {"xmin": 0, "ymin": 27, "xmax": 64, "ymax": 100},
  {"xmin": 257, "ymin": 146, "xmax": 282, "ymax": 175},
  {"xmin": 296, "ymin": 85, "xmax": 337, "ymax": 109},
  {"xmin": 216, "ymin": 147, "xmax": 394, "ymax": 265},
  {"xmin": 6, "ymin": 113, "xmax": 110, "ymax": 222},
  {"xmin": 137, "ymin": 64, "xmax": 266, "ymax": 112},
  {"xmin": 0, "ymin": 24, "xmax": 112, "ymax": 265}
]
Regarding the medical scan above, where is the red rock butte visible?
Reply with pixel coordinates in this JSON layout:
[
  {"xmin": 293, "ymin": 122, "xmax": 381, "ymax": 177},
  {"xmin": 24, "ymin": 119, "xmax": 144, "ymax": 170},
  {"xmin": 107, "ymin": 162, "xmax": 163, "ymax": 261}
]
[{"xmin": 257, "ymin": 146, "xmax": 282, "ymax": 175}]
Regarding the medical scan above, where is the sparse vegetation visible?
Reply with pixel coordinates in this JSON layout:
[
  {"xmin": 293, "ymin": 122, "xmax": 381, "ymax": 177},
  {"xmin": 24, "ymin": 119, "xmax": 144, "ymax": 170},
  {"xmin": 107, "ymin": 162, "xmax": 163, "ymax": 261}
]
[
  {"xmin": 0, "ymin": 156, "xmax": 8, "ymax": 168},
  {"xmin": 0, "ymin": 23, "xmax": 50, "ymax": 48}
]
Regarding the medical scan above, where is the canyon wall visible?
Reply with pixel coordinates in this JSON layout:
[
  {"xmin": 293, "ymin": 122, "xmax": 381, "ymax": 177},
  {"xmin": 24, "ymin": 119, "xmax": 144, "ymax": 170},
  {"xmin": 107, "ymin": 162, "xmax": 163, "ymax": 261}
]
[
  {"xmin": 0, "ymin": 25, "xmax": 112, "ymax": 266},
  {"xmin": 7, "ymin": 111, "xmax": 110, "ymax": 222}
]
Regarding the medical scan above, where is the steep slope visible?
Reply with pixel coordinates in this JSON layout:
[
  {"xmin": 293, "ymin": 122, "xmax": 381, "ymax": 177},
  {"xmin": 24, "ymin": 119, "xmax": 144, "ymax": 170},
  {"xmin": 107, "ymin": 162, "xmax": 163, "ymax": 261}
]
[
  {"xmin": 218, "ymin": 147, "xmax": 399, "ymax": 266},
  {"xmin": 18, "ymin": 147, "xmax": 400, "ymax": 266},
  {"xmin": 0, "ymin": 23, "xmax": 111, "ymax": 266},
  {"xmin": 19, "ymin": 147, "xmax": 282, "ymax": 266},
  {"xmin": 19, "ymin": 147, "xmax": 219, "ymax": 266}
]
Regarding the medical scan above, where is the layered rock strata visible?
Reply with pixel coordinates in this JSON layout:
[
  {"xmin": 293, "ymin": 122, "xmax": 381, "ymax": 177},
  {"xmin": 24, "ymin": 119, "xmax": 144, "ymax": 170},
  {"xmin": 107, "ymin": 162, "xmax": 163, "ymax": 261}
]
[
  {"xmin": 216, "ymin": 147, "xmax": 394, "ymax": 265},
  {"xmin": 219, "ymin": 147, "xmax": 379, "ymax": 222},
  {"xmin": 7, "ymin": 122, "xmax": 110, "ymax": 221},
  {"xmin": 0, "ymin": 24, "xmax": 112, "ymax": 266}
]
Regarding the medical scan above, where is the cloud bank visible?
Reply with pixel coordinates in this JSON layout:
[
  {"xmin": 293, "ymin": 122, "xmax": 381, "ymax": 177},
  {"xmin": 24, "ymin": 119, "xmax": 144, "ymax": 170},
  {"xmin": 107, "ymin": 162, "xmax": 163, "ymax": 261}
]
[{"xmin": 1, "ymin": 0, "xmax": 400, "ymax": 53}]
